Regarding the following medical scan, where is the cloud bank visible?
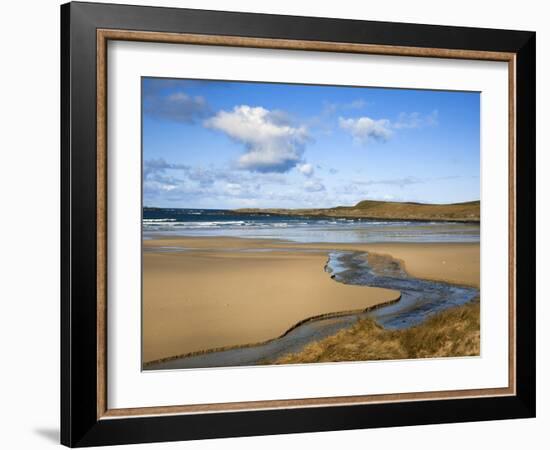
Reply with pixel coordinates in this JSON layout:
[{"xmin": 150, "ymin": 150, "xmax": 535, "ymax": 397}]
[
  {"xmin": 143, "ymin": 157, "xmax": 334, "ymax": 208},
  {"xmin": 144, "ymin": 91, "xmax": 209, "ymax": 123}
]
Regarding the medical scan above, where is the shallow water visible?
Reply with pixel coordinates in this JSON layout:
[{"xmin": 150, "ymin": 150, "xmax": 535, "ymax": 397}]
[
  {"xmin": 326, "ymin": 252, "xmax": 479, "ymax": 329},
  {"xmin": 143, "ymin": 208, "xmax": 480, "ymax": 244},
  {"xmin": 145, "ymin": 251, "xmax": 479, "ymax": 371}
]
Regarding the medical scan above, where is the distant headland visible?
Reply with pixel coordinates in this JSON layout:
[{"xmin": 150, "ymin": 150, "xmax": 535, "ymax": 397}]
[{"xmin": 232, "ymin": 199, "xmax": 480, "ymax": 223}]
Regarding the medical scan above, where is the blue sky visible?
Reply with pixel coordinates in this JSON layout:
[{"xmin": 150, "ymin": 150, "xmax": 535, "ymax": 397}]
[{"xmin": 143, "ymin": 77, "xmax": 480, "ymax": 209}]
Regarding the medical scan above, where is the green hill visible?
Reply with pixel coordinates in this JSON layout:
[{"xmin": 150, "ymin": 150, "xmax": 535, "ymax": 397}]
[{"xmin": 234, "ymin": 199, "xmax": 480, "ymax": 222}]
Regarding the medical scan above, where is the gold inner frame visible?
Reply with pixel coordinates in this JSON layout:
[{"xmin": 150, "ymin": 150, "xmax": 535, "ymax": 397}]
[{"xmin": 96, "ymin": 29, "xmax": 517, "ymax": 420}]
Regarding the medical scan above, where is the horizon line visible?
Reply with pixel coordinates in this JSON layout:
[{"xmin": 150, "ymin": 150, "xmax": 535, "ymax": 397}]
[{"xmin": 143, "ymin": 199, "xmax": 481, "ymax": 210}]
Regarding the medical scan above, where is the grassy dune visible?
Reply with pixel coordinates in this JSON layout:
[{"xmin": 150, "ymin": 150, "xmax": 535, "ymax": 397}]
[
  {"xmin": 273, "ymin": 300, "xmax": 480, "ymax": 364},
  {"xmin": 235, "ymin": 199, "xmax": 480, "ymax": 222}
]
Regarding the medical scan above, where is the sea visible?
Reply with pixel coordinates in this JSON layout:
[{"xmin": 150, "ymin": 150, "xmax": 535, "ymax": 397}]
[{"xmin": 143, "ymin": 208, "xmax": 480, "ymax": 244}]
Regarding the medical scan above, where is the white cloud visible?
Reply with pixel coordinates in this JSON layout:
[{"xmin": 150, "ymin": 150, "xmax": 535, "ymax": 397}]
[
  {"xmin": 354, "ymin": 176, "xmax": 424, "ymax": 187},
  {"xmin": 205, "ymin": 105, "xmax": 309, "ymax": 173},
  {"xmin": 143, "ymin": 158, "xmax": 189, "ymax": 177},
  {"xmin": 304, "ymin": 179, "xmax": 325, "ymax": 192},
  {"xmin": 143, "ymin": 157, "xmax": 308, "ymax": 207},
  {"xmin": 297, "ymin": 163, "xmax": 314, "ymax": 177},
  {"xmin": 394, "ymin": 110, "xmax": 439, "ymax": 129},
  {"xmin": 339, "ymin": 116, "xmax": 392, "ymax": 145},
  {"xmin": 223, "ymin": 183, "xmax": 242, "ymax": 195},
  {"xmin": 339, "ymin": 110, "xmax": 438, "ymax": 146}
]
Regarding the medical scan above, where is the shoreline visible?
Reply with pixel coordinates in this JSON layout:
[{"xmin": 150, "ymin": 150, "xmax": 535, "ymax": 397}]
[
  {"xmin": 143, "ymin": 236, "xmax": 479, "ymax": 364},
  {"xmin": 144, "ymin": 236, "xmax": 480, "ymax": 288}
]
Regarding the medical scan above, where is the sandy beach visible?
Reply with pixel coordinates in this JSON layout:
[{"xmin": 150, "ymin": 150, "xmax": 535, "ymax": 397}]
[
  {"xmin": 143, "ymin": 237, "xmax": 479, "ymax": 364},
  {"xmin": 305, "ymin": 242, "xmax": 480, "ymax": 288}
]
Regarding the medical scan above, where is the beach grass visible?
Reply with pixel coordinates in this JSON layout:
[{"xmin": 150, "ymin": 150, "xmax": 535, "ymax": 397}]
[{"xmin": 272, "ymin": 299, "xmax": 480, "ymax": 364}]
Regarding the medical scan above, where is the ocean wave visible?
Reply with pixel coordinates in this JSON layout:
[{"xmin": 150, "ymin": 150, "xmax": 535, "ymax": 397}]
[
  {"xmin": 142, "ymin": 219, "xmax": 435, "ymax": 229},
  {"xmin": 141, "ymin": 210, "xmax": 480, "ymax": 245},
  {"xmin": 143, "ymin": 220, "xmax": 254, "ymax": 229}
]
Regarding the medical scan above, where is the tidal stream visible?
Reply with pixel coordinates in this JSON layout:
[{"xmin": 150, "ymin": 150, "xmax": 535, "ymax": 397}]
[{"xmin": 145, "ymin": 251, "xmax": 479, "ymax": 371}]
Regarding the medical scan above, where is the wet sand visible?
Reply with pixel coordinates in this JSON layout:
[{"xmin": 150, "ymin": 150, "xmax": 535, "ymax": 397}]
[
  {"xmin": 311, "ymin": 242, "xmax": 480, "ymax": 288},
  {"xmin": 143, "ymin": 237, "xmax": 479, "ymax": 364},
  {"xmin": 143, "ymin": 240, "xmax": 399, "ymax": 363}
]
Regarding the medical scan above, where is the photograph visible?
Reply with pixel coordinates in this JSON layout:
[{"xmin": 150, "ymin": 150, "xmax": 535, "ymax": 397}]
[
  {"xmin": 55, "ymin": 1, "xmax": 537, "ymax": 446},
  {"xmin": 141, "ymin": 78, "xmax": 481, "ymax": 370},
  {"xmin": 52, "ymin": 0, "xmax": 548, "ymax": 449}
]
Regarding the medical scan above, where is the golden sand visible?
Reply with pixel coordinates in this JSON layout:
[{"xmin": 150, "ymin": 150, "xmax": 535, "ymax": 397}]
[{"xmin": 142, "ymin": 237, "xmax": 479, "ymax": 363}]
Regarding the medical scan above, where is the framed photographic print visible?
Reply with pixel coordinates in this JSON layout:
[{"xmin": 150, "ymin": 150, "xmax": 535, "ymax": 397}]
[{"xmin": 61, "ymin": 1, "xmax": 536, "ymax": 447}]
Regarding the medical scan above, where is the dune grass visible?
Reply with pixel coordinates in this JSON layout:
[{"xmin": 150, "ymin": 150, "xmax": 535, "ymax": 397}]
[{"xmin": 273, "ymin": 300, "xmax": 480, "ymax": 364}]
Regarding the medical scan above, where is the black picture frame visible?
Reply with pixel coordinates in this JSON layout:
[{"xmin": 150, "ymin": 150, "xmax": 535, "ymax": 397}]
[{"xmin": 61, "ymin": 1, "xmax": 536, "ymax": 447}]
